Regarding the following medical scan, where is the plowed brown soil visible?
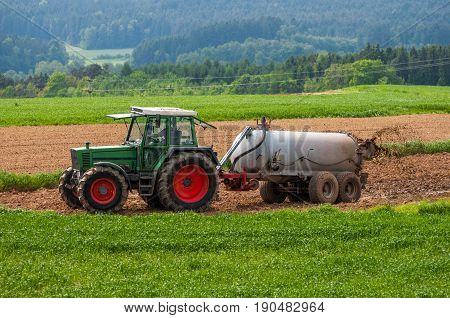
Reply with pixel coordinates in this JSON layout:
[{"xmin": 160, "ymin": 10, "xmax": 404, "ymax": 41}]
[
  {"xmin": 1, "ymin": 114, "xmax": 449, "ymax": 173},
  {"xmin": 1, "ymin": 153, "xmax": 448, "ymax": 213}
]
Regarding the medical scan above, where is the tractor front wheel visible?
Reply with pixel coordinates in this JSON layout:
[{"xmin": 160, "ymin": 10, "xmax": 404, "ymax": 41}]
[
  {"xmin": 59, "ymin": 167, "xmax": 81, "ymax": 209},
  {"xmin": 78, "ymin": 166, "xmax": 128, "ymax": 211},
  {"xmin": 157, "ymin": 153, "xmax": 219, "ymax": 211}
]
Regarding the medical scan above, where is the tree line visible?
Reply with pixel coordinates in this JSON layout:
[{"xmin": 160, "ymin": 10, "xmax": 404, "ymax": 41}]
[
  {"xmin": 1, "ymin": 1, "xmax": 448, "ymax": 50},
  {"xmin": 1, "ymin": 44, "xmax": 448, "ymax": 98}
]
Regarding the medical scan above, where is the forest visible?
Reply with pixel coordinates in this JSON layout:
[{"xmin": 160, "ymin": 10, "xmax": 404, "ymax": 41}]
[
  {"xmin": 132, "ymin": 18, "xmax": 359, "ymax": 66},
  {"xmin": 1, "ymin": 44, "xmax": 448, "ymax": 98},
  {"xmin": 1, "ymin": 1, "xmax": 449, "ymax": 73},
  {"xmin": 1, "ymin": 1, "xmax": 449, "ymax": 50},
  {"xmin": 0, "ymin": 35, "xmax": 67, "ymax": 73},
  {"xmin": 0, "ymin": 1, "xmax": 448, "ymax": 94}
]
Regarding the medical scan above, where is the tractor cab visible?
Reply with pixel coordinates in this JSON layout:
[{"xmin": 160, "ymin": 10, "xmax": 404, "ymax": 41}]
[
  {"xmin": 62, "ymin": 107, "xmax": 219, "ymax": 212},
  {"xmin": 110, "ymin": 107, "xmax": 201, "ymax": 147},
  {"xmin": 108, "ymin": 107, "xmax": 217, "ymax": 172}
]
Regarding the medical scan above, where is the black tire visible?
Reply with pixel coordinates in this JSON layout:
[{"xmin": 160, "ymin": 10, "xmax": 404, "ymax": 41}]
[
  {"xmin": 78, "ymin": 166, "xmax": 128, "ymax": 211},
  {"xmin": 141, "ymin": 195, "xmax": 165, "ymax": 210},
  {"xmin": 157, "ymin": 153, "xmax": 219, "ymax": 211},
  {"xmin": 308, "ymin": 171, "xmax": 339, "ymax": 204},
  {"xmin": 59, "ymin": 167, "xmax": 81, "ymax": 208},
  {"xmin": 337, "ymin": 172, "xmax": 362, "ymax": 202},
  {"xmin": 259, "ymin": 181, "xmax": 287, "ymax": 204}
]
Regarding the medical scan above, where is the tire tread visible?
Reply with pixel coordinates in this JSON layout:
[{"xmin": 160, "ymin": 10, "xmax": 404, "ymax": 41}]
[
  {"xmin": 59, "ymin": 167, "xmax": 81, "ymax": 209},
  {"xmin": 78, "ymin": 166, "xmax": 128, "ymax": 212},
  {"xmin": 259, "ymin": 181, "xmax": 287, "ymax": 204},
  {"xmin": 157, "ymin": 152, "xmax": 219, "ymax": 211},
  {"xmin": 308, "ymin": 171, "xmax": 339, "ymax": 204}
]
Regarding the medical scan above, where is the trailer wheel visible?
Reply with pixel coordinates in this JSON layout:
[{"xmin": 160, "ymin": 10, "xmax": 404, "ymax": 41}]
[
  {"xmin": 157, "ymin": 153, "xmax": 219, "ymax": 211},
  {"xmin": 141, "ymin": 195, "xmax": 165, "ymax": 210},
  {"xmin": 337, "ymin": 172, "xmax": 362, "ymax": 202},
  {"xmin": 308, "ymin": 171, "xmax": 339, "ymax": 204},
  {"xmin": 259, "ymin": 181, "xmax": 287, "ymax": 204},
  {"xmin": 78, "ymin": 166, "xmax": 128, "ymax": 211},
  {"xmin": 59, "ymin": 167, "xmax": 81, "ymax": 208}
]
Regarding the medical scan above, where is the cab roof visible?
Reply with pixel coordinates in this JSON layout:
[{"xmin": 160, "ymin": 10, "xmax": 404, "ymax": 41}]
[
  {"xmin": 107, "ymin": 106, "xmax": 197, "ymax": 119},
  {"xmin": 107, "ymin": 106, "xmax": 216, "ymax": 129}
]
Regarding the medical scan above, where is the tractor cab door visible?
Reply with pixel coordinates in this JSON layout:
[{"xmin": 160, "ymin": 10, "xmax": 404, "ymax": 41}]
[
  {"xmin": 169, "ymin": 116, "xmax": 197, "ymax": 146},
  {"xmin": 141, "ymin": 116, "xmax": 169, "ymax": 170}
]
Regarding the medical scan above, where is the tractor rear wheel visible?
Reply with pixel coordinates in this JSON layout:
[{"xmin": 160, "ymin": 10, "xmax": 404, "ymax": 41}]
[
  {"xmin": 157, "ymin": 153, "xmax": 219, "ymax": 211},
  {"xmin": 59, "ymin": 167, "xmax": 81, "ymax": 208},
  {"xmin": 336, "ymin": 172, "xmax": 362, "ymax": 202},
  {"xmin": 308, "ymin": 171, "xmax": 339, "ymax": 204},
  {"xmin": 259, "ymin": 181, "xmax": 287, "ymax": 204},
  {"xmin": 78, "ymin": 166, "xmax": 128, "ymax": 211}
]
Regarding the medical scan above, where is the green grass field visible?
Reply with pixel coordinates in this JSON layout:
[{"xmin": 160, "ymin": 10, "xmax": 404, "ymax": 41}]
[
  {"xmin": 0, "ymin": 170, "xmax": 62, "ymax": 192},
  {"xmin": 0, "ymin": 85, "xmax": 449, "ymax": 126},
  {"xmin": 383, "ymin": 140, "xmax": 450, "ymax": 157},
  {"xmin": 0, "ymin": 201, "xmax": 448, "ymax": 297}
]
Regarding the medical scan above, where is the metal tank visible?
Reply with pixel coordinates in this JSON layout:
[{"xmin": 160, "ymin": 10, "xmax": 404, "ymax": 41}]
[
  {"xmin": 218, "ymin": 118, "xmax": 378, "ymax": 204},
  {"xmin": 228, "ymin": 128, "xmax": 371, "ymax": 182}
]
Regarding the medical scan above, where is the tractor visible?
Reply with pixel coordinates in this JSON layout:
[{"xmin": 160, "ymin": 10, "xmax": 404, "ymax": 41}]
[{"xmin": 59, "ymin": 107, "xmax": 220, "ymax": 211}]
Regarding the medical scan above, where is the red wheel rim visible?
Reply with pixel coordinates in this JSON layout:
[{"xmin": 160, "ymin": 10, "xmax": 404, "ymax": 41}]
[
  {"xmin": 173, "ymin": 164, "xmax": 209, "ymax": 203},
  {"xmin": 89, "ymin": 178, "xmax": 117, "ymax": 205}
]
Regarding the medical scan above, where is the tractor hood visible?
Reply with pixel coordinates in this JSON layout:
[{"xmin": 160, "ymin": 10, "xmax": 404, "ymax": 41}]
[{"xmin": 70, "ymin": 145, "xmax": 138, "ymax": 172}]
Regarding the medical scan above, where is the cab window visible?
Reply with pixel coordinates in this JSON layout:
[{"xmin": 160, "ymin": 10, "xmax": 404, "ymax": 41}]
[
  {"xmin": 127, "ymin": 117, "xmax": 146, "ymax": 143},
  {"xmin": 146, "ymin": 118, "xmax": 168, "ymax": 145},
  {"xmin": 171, "ymin": 117, "xmax": 194, "ymax": 145}
]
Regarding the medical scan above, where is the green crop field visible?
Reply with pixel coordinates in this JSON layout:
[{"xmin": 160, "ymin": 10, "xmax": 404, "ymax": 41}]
[
  {"xmin": 0, "ymin": 200, "xmax": 448, "ymax": 297},
  {"xmin": 383, "ymin": 140, "xmax": 450, "ymax": 157},
  {"xmin": 0, "ymin": 85, "xmax": 449, "ymax": 126},
  {"xmin": 0, "ymin": 170, "xmax": 62, "ymax": 192}
]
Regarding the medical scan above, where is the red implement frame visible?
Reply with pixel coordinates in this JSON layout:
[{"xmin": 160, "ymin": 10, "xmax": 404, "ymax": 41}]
[{"xmin": 219, "ymin": 169, "xmax": 260, "ymax": 191}]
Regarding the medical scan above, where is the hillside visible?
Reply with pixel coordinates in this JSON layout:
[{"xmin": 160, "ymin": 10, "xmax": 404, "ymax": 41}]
[{"xmin": 1, "ymin": 0, "xmax": 448, "ymax": 52}]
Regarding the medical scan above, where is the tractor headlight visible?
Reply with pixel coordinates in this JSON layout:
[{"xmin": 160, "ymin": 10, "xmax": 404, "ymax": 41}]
[{"xmin": 71, "ymin": 149, "xmax": 79, "ymax": 169}]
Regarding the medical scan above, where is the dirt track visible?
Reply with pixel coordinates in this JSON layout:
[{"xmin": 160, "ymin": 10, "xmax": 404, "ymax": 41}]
[
  {"xmin": 1, "ymin": 153, "xmax": 448, "ymax": 213},
  {"xmin": 1, "ymin": 114, "xmax": 449, "ymax": 173}
]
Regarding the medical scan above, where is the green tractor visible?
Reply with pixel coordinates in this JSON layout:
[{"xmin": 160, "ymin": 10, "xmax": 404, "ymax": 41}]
[{"xmin": 59, "ymin": 107, "xmax": 220, "ymax": 211}]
